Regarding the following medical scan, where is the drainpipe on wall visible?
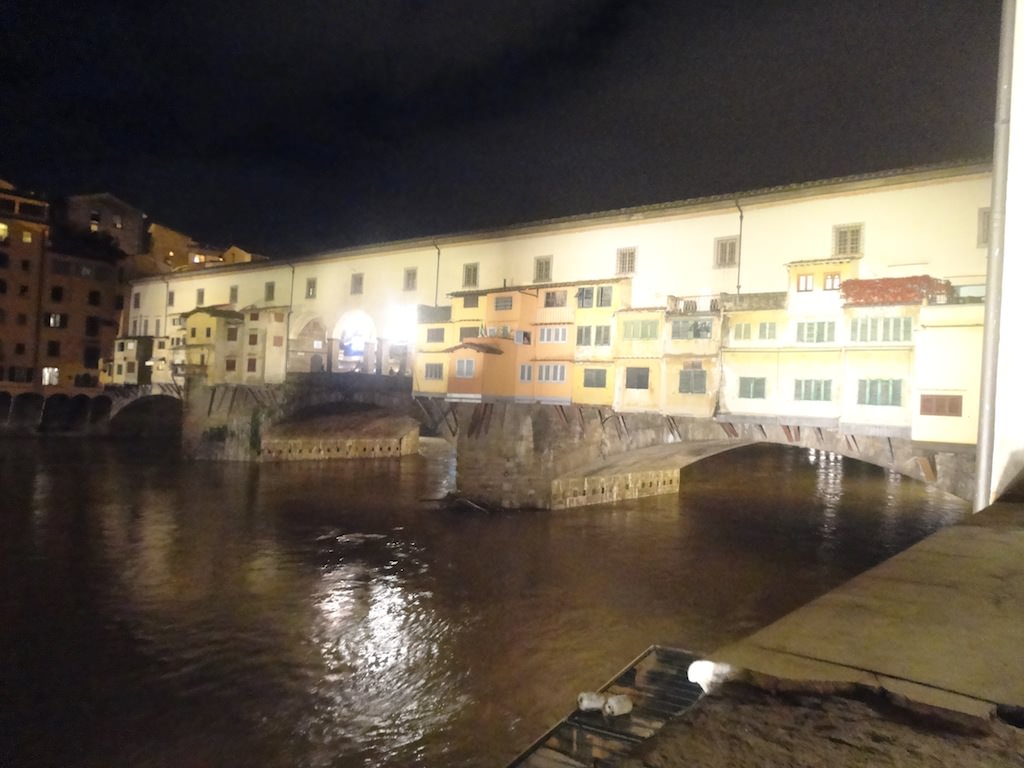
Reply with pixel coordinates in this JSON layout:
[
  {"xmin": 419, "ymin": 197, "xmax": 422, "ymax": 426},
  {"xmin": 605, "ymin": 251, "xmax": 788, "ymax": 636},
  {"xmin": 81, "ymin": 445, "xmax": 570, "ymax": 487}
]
[
  {"xmin": 433, "ymin": 240, "xmax": 441, "ymax": 307},
  {"xmin": 975, "ymin": 0, "xmax": 1015, "ymax": 512},
  {"xmin": 735, "ymin": 198, "xmax": 744, "ymax": 297},
  {"xmin": 287, "ymin": 263, "xmax": 295, "ymax": 378}
]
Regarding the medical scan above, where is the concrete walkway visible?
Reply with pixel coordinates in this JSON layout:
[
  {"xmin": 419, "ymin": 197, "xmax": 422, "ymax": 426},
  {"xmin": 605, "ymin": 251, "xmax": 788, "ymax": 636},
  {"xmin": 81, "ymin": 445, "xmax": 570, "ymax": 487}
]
[{"xmin": 709, "ymin": 502, "xmax": 1024, "ymax": 720}]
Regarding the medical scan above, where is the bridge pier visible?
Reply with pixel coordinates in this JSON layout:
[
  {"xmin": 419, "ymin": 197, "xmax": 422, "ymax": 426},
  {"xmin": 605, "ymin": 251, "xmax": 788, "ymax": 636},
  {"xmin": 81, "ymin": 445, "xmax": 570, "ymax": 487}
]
[{"xmin": 451, "ymin": 403, "xmax": 978, "ymax": 510}]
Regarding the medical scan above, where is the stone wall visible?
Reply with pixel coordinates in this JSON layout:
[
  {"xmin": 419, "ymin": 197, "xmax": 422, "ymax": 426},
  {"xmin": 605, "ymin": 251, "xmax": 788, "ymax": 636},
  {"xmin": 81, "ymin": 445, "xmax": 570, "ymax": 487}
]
[{"xmin": 453, "ymin": 403, "xmax": 727, "ymax": 509}]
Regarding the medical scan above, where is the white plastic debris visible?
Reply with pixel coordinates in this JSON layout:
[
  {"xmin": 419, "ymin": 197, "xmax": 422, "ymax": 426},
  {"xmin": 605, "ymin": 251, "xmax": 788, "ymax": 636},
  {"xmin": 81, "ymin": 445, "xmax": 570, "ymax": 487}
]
[
  {"xmin": 576, "ymin": 692, "xmax": 606, "ymax": 712},
  {"xmin": 687, "ymin": 659, "xmax": 734, "ymax": 693},
  {"xmin": 602, "ymin": 694, "xmax": 633, "ymax": 717}
]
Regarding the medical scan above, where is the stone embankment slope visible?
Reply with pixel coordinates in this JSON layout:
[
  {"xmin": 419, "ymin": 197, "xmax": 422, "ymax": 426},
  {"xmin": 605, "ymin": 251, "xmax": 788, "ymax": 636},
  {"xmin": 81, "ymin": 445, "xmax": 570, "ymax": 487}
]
[{"xmin": 622, "ymin": 500, "xmax": 1024, "ymax": 766}]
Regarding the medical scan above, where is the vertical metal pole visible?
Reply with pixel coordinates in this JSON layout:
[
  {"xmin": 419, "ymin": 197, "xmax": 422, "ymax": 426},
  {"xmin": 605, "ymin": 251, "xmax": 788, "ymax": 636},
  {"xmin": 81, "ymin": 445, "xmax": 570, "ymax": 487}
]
[
  {"xmin": 975, "ymin": 0, "xmax": 1016, "ymax": 512},
  {"xmin": 734, "ymin": 199, "xmax": 744, "ymax": 296}
]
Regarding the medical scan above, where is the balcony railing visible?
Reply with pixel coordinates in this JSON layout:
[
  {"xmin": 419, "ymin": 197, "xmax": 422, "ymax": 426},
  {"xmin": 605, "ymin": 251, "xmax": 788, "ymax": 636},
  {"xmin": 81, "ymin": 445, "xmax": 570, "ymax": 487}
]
[{"xmin": 669, "ymin": 294, "xmax": 721, "ymax": 314}]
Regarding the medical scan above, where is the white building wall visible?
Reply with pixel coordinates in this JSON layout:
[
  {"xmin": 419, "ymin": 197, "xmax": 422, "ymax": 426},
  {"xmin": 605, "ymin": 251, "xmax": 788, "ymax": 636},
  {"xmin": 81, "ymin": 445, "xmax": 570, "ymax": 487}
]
[{"xmin": 990, "ymin": 5, "xmax": 1024, "ymax": 503}]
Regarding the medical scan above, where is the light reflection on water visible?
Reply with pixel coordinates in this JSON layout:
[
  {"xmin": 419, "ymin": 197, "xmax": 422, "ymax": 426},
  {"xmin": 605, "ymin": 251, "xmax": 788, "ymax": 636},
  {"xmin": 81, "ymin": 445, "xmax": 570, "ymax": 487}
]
[{"xmin": 0, "ymin": 438, "xmax": 968, "ymax": 767}]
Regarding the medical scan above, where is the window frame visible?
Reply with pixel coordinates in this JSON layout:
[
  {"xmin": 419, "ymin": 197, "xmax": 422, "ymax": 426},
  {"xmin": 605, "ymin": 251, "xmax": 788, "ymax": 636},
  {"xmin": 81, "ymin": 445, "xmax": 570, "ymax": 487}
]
[
  {"xmin": 714, "ymin": 236, "xmax": 738, "ymax": 268},
  {"xmin": 624, "ymin": 366, "xmax": 649, "ymax": 390},
  {"xmin": 533, "ymin": 255, "xmax": 552, "ymax": 283}
]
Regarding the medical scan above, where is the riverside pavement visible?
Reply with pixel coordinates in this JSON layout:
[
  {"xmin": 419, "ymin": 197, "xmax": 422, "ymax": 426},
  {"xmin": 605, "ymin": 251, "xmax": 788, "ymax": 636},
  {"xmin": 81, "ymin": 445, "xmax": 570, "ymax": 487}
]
[{"xmin": 708, "ymin": 500, "xmax": 1024, "ymax": 722}]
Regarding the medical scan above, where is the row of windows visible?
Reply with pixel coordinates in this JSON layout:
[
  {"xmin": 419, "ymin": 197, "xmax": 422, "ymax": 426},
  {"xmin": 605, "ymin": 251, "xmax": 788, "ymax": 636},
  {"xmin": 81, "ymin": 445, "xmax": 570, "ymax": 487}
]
[
  {"xmin": 0, "ymin": 223, "xmax": 36, "ymax": 244},
  {"xmin": 429, "ymin": 360, "xmax": 962, "ymax": 415},
  {"xmin": 734, "ymin": 317, "xmax": 913, "ymax": 343},
  {"xmin": 434, "ymin": 315, "xmax": 911, "ymax": 349},
  {"xmin": 796, "ymin": 272, "xmax": 842, "ymax": 292}
]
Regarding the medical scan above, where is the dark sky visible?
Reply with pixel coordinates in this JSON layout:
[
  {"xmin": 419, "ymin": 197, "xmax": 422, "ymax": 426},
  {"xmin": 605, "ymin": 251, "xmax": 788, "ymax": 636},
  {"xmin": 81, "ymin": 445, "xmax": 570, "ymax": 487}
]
[{"xmin": 1, "ymin": 0, "xmax": 1002, "ymax": 257}]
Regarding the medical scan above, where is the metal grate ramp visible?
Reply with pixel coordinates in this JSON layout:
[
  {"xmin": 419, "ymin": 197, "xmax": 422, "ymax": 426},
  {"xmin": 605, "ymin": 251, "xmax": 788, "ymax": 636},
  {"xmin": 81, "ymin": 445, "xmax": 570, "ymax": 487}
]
[{"xmin": 507, "ymin": 645, "xmax": 705, "ymax": 768}]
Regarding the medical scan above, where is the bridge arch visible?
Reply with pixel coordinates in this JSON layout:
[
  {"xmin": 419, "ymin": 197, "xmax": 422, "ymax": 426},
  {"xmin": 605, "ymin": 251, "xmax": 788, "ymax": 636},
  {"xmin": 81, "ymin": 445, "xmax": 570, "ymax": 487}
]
[
  {"xmin": 332, "ymin": 310, "xmax": 378, "ymax": 372},
  {"xmin": 109, "ymin": 394, "xmax": 183, "ymax": 437},
  {"xmin": 289, "ymin": 315, "xmax": 329, "ymax": 373},
  {"xmin": 10, "ymin": 392, "xmax": 44, "ymax": 429}
]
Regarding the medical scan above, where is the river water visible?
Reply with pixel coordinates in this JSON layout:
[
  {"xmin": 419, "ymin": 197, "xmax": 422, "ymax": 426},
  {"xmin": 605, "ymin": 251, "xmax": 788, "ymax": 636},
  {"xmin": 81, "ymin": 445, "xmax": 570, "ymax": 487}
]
[{"xmin": 0, "ymin": 438, "xmax": 967, "ymax": 767}]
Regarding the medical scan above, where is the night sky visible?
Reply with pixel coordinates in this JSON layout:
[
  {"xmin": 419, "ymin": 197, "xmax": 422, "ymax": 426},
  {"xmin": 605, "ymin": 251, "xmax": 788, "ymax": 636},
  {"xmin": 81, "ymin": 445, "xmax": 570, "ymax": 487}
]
[{"xmin": 1, "ymin": 1, "xmax": 1002, "ymax": 258}]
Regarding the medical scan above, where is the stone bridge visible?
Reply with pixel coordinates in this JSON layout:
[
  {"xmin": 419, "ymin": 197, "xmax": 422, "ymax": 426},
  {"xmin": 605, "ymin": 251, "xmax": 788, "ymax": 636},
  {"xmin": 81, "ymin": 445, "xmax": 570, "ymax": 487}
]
[
  {"xmin": 3, "ymin": 376, "xmax": 977, "ymax": 509},
  {"xmin": 448, "ymin": 402, "xmax": 977, "ymax": 509}
]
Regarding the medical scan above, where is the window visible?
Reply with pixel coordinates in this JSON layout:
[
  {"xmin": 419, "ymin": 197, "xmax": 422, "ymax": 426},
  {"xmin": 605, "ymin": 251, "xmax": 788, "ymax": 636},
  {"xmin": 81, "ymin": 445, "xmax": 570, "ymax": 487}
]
[
  {"xmin": 303, "ymin": 277, "xmax": 317, "ymax": 299},
  {"xmin": 534, "ymin": 256, "xmax": 552, "ymax": 283},
  {"xmin": 577, "ymin": 287, "xmax": 594, "ymax": 308},
  {"xmin": 190, "ymin": 327, "xmax": 197, "ymax": 338},
  {"xmin": 426, "ymin": 327, "xmax": 445, "ymax": 343},
  {"xmin": 126, "ymin": 361, "xmax": 137, "ymax": 374},
  {"xmin": 797, "ymin": 274, "xmax": 814, "ymax": 292},
  {"xmin": 248, "ymin": 333, "xmax": 258, "ymax": 346},
  {"xmin": 131, "ymin": 318, "xmax": 138, "ymax": 335},
  {"xmin": 229, "ymin": 285, "xmax": 238, "ymax": 303},
  {"xmin": 459, "ymin": 326, "xmax": 478, "ymax": 341},
  {"xmin": 539, "ymin": 326, "xmax": 567, "ymax": 343},
  {"xmin": 132, "ymin": 291, "xmax": 141, "ymax": 309},
  {"xmin": 115, "ymin": 295, "xmax": 124, "ymax": 310},
  {"xmin": 594, "ymin": 325, "xmax": 611, "ymax": 346},
  {"xmin": 824, "ymin": 273, "xmax": 841, "ymax": 291},
  {"xmin": 226, "ymin": 359, "xmax": 237, "ymax": 372},
  {"xmin": 494, "ymin": 296, "xmax": 513, "ymax": 311},
  {"xmin": 22, "ymin": 231, "xmax": 32, "ymax": 243},
  {"xmin": 739, "ymin": 377, "xmax": 766, "ymax": 399},
  {"xmin": 42, "ymin": 366, "xmax": 59, "ymax": 386},
  {"xmin": 143, "ymin": 318, "xmax": 150, "ymax": 336},
  {"xmin": 196, "ymin": 288, "xmax": 205, "ymax": 306},
  {"xmin": 264, "ymin": 281, "xmax": 275, "ymax": 301},
  {"xmin": 112, "ymin": 214, "xmax": 123, "ymax": 230},
  {"xmin": 85, "ymin": 316, "xmax": 100, "ymax": 337},
  {"xmin": 576, "ymin": 326, "xmax": 592, "ymax": 346},
  {"xmin": 583, "ymin": 368, "xmax": 607, "ymax": 388},
  {"xmin": 515, "ymin": 330, "xmax": 531, "ymax": 344},
  {"xmin": 622, "ymin": 319, "xmax": 659, "ymax": 340},
  {"xmin": 15, "ymin": 342, "xmax": 25, "ymax": 354},
  {"xmin": 87, "ymin": 290, "xmax": 101, "ymax": 306},
  {"xmin": 463, "ymin": 295, "xmax": 479, "ymax": 309},
  {"xmin": 794, "ymin": 379, "xmax": 832, "ymax": 401},
  {"xmin": 455, "ymin": 358, "xmax": 475, "ymax": 378},
  {"xmin": 424, "ymin": 363, "xmax": 444, "ymax": 380},
  {"xmin": 519, "ymin": 364, "xmax": 532, "ymax": 382},
  {"xmin": 544, "ymin": 290, "xmax": 566, "ymax": 308},
  {"xmin": 921, "ymin": 394, "xmax": 963, "ymax": 417},
  {"xmin": 678, "ymin": 361, "xmax": 707, "ymax": 394},
  {"xmin": 351, "ymin": 273, "xmax": 364, "ymax": 295},
  {"xmin": 758, "ymin": 322, "xmax": 776, "ymax": 340},
  {"xmin": 858, "ymin": 379, "xmax": 902, "ymax": 406},
  {"xmin": 45, "ymin": 313, "xmax": 68, "ymax": 328},
  {"xmin": 538, "ymin": 363, "xmax": 566, "ymax": 382},
  {"xmin": 0, "ymin": 222, "xmax": 6, "ymax": 242},
  {"xmin": 625, "ymin": 366, "xmax": 649, "ymax": 389},
  {"xmin": 204, "ymin": 327, "xmax": 211, "ymax": 338},
  {"xmin": 733, "ymin": 323, "xmax": 751, "ymax": 340},
  {"xmin": 463, "ymin": 263, "xmax": 479, "ymax": 288},
  {"xmin": 247, "ymin": 358, "xmax": 258, "ymax": 373},
  {"xmin": 850, "ymin": 316, "xmax": 912, "ymax": 342},
  {"xmin": 616, "ymin": 247, "xmax": 636, "ymax": 275},
  {"xmin": 796, "ymin": 321, "xmax": 835, "ymax": 343},
  {"xmin": 597, "ymin": 286, "xmax": 613, "ymax": 307},
  {"xmin": 834, "ymin": 224, "xmax": 863, "ymax": 255},
  {"xmin": 0, "ymin": 278, "xmax": 5, "ymax": 295},
  {"xmin": 978, "ymin": 207, "xmax": 992, "ymax": 247},
  {"xmin": 671, "ymin": 319, "xmax": 712, "ymax": 340},
  {"xmin": 249, "ymin": 311, "xmax": 259, "ymax": 321},
  {"xmin": 404, "ymin": 268, "xmax": 417, "ymax": 291},
  {"xmin": 51, "ymin": 286, "xmax": 65, "ymax": 302},
  {"xmin": 46, "ymin": 340, "xmax": 60, "ymax": 357},
  {"xmin": 714, "ymin": 236, "xmax": 738, "ymax": 268},
  {"xmin": 227, "ymin": 327, "xmax": 239, "ymax": 342}
]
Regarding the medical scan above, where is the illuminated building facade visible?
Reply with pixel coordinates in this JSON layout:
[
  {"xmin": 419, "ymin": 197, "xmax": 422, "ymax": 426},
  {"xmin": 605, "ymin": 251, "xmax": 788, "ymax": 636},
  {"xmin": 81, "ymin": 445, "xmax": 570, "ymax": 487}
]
[{"xmin": 119, "ymin": 162, "xmax": 991, "ymax": 446}]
